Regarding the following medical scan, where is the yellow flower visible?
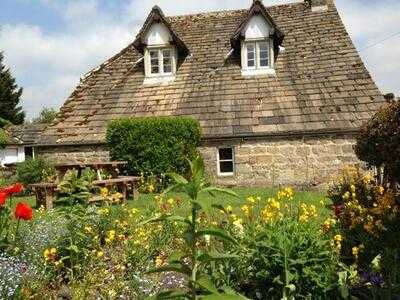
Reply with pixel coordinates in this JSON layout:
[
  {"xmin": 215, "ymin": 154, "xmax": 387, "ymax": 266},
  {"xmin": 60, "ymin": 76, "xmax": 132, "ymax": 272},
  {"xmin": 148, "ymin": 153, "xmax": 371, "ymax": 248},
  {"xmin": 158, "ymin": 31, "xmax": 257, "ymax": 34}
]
[
  {"xmin": 241, "ymin": 205, "xmax": 250, "ymax": 216},
  {"xmin": 84, "ymin": 226, "xmax": 93, "ymax": 234},
  {"xmin": 100, "ymin": 187, "xmax": 108, "ymax": 198},
  {"xmin": 148, "ymin": 184, "xmax": 155, "ymax": 193},
  {"xmin": 54, "ymin": 260, "xmax": 63, "ymax": 268},
  {"xmin": 350, "ymin": 185, "xmax": 356, "ymax": 193},
  {"xmin": 334, "ymin": 234, "xmax": 343, "ymax": 242},
  {"xmin": 247, "ymin": 196, "xmax": 256, "ymax": 204},
  {"xmin": 342, "ymin": 192, "xmax": 350, "ymax": 200},
  {"xmin": 97, "ymin": 251, "xmax": 104, "ymax": 258},
  {"xmin": 131, "ymin": 208, "xmax": 140, "ymax": 215},
  {"xmin": 167, "ymin": 198, "xmax": 175, "ymax": 205},
  {"xmin": 378, "ymin": 186, "xmax": 385, "ymax": 195},
  {"xmin": 322, "ymin": 218, "xmax": 336, "ymax": 233}
]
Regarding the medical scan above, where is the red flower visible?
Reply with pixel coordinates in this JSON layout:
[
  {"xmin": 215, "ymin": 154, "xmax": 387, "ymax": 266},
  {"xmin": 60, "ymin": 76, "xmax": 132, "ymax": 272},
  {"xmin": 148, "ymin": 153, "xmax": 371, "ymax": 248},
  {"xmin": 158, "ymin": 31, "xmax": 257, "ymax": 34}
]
[
  {"xmin": 1, "ymin": 183, "xmax": 24, "ymax": 196},
  {"xmin": 10, "ymin": 183, "xmax": 24, "ymax": 194},
  {"xmin": 0, "ymin": 192, "xmax": 8, "ymax": 206},
  {"xmin": 334, "ymin": 203, "xmax": 344, "ymax": 217},
  {"xmin": 15, "ymin": 202, "xmax": 33, "ymax": 221}
]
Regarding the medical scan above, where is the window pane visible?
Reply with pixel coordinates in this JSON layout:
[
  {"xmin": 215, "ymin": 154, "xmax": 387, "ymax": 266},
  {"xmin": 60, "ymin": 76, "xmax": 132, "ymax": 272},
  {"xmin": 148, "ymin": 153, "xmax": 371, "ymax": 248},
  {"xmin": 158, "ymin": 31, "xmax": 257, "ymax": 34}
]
[
  {"xmin": 260, "ymin": 58, "xmax": 269, "ymax": 67},
  {"xmin": 162, "ymin": 49, "xmax": 171, "ymax": 58},
  {"xmin": 248, "ymin": 59, "xmax": 255, "ymax": 67},
  {"xmin": 163, "ymin": 64, "xmax": 172, "ymax": 73},
  {"xmin": 247, "ymin": 44, "xmax": 255, "ymax": 52},
  {"xmin": 163, "ymin": 57, "xmax": 172, "ymax": 73},
  {"xmin": 150, "ymin": 50, "xmax": 159, "ymax": 74},
  {"xmin": 220, "ymin": 161, "xmax": 234, "ymax": 174},
  {"xmin": 259, "ymin": 42, "xmax": 269, "ymax": 52},
  {"xmin": 219, "ymin": 148, "xmax": 233, "ymax": 160}
]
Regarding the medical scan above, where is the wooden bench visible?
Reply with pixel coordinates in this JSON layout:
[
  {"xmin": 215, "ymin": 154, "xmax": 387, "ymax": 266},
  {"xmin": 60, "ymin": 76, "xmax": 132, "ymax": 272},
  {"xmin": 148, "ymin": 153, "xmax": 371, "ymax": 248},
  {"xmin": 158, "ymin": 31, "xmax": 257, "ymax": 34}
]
[{"xmin": 29, "ymin": 176, "xmax": 140, "ymax": 210}]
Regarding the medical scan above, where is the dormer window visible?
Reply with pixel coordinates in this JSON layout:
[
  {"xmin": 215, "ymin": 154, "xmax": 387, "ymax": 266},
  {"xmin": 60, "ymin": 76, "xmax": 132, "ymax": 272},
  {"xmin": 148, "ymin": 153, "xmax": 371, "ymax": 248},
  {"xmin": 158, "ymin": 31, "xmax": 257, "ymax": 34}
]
[
  {"xmin": 146, "ymin": 47, "xmax": 176, "ymax": 77},
  {"xmin": 133, "ymin": 6, "xmax": 189, "ymax": 85},
  {"xmin": 243, "ymin": 39, "xmax": 272, "ymax": 70},
  {"xmin": 230, "ymin": 0, "xmax": 284, "ymax": 77}
]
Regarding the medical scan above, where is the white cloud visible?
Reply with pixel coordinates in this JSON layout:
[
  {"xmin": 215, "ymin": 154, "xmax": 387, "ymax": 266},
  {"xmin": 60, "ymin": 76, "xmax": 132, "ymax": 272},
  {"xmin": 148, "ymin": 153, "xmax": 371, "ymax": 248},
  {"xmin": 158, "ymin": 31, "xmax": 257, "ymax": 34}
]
[
  {"xmin": 0, "ymin": 0, "xmax": 399, "ymax": 120},
  {"xmin": 336, "ymin": 0, "xmax": 400, "ymax": 95}
]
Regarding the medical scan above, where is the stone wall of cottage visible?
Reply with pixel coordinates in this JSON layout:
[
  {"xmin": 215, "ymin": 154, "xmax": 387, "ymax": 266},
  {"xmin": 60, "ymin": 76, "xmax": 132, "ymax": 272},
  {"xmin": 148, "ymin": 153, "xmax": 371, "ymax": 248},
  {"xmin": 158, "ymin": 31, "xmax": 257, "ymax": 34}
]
[
  {"xmin": 200, "ymin": 134, "xmax": 360, "ymax": 188},
  {"xmin": 36, "ymin": 134, "xmax": 360, "ymax": 188},
  {"xmin": 36, "ymin": 144, "xmax": 110, "ymax": 163}
]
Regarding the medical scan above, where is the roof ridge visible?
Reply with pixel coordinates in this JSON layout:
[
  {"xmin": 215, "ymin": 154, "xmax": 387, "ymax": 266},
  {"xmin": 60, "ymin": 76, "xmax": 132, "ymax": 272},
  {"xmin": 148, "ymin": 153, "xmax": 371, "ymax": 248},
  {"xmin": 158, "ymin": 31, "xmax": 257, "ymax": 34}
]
[{"xmin": 167, "ymin": 1, "xmax": 304, "ymax": 20}]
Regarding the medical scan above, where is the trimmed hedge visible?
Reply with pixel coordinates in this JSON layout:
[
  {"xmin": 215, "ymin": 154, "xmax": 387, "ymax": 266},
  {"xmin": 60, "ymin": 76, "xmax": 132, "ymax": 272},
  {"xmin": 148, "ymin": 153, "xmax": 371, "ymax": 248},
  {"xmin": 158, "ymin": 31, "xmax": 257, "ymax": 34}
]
[{"xmin": 106, "ymin": 117, "xmax": 201, "ymax": 177}]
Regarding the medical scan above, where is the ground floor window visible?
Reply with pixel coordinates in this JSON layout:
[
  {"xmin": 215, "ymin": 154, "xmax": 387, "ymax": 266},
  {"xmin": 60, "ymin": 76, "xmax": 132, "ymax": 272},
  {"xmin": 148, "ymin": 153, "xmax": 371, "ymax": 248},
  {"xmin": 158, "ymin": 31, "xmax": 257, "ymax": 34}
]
[{"xmin": 217, "ymin": 147, "xmax": 235, "ymax": 176}]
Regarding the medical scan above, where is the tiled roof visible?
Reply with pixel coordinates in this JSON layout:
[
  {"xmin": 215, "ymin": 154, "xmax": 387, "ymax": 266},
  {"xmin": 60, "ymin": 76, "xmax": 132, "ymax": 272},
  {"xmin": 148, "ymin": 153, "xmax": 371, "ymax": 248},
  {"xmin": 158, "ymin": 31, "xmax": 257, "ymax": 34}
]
[
  {"xmin": 6, "ymin": 124, "xmax": 46, "ymax": 145},
  {"xmin": 40, "ymin": 0, "xmax": 384, "ymax": 145}
]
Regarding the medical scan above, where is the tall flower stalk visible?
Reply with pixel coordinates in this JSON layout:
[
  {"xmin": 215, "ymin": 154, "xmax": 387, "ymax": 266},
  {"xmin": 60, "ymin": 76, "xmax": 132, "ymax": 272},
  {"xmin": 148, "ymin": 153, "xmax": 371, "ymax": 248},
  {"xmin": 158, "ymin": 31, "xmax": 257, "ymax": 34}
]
[{"xmin": 144, "ymin": 156, "xmax": 247, "ymax": 299}]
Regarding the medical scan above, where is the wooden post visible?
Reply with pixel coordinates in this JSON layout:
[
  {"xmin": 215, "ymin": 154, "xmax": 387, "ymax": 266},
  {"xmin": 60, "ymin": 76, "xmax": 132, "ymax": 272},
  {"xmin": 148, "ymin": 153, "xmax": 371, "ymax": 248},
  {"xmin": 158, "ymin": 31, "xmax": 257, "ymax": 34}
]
[{"xmin": 45, "ymin": 187, "xmax": 54, "ymax": 210}]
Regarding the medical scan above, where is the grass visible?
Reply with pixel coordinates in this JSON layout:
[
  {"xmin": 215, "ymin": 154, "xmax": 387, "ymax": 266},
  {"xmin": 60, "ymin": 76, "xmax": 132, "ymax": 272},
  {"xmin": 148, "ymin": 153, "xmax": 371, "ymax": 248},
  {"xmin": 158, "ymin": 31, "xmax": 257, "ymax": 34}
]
[
  {"xmin": 10, "ymin": 187, "xmax": 332, "ymax": 220},
  {"xmin": 131, "ymin": 187, "xmax": 332, "ymax": 220}
]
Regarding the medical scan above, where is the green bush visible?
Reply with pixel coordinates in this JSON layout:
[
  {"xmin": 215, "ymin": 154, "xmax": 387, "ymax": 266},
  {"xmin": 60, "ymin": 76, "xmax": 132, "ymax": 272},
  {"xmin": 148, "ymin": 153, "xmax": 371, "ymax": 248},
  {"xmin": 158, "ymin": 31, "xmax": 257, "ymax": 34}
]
[
  {"xmin": 217, "ymin": 219, "xmax": 339, "ymax": 299},
  {"xmin": 355, "ymin": 100, "xmax": 400, "ymax": 188},
  {"xmin": 106, "ymin": 117, "xmax": 201, "ymax": 179},
  {"xmin": 16, "ymin": 157, "xmax": 56, "ymax": 186}
]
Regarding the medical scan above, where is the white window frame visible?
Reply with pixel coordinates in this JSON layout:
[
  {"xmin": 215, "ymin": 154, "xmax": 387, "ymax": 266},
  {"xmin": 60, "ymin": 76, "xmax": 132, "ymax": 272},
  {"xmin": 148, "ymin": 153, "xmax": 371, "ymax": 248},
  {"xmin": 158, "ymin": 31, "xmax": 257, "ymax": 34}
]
[
  {"xmin": 241, "ymin": 38, "xmax": 275, "ymax": 76},
  {"xmin": 217, "ymin": 147, "xmax": 235, "ymax": 177},
  {"xmin": 144, "ymin": 46, "xmax": 176, "ymax": 78}
]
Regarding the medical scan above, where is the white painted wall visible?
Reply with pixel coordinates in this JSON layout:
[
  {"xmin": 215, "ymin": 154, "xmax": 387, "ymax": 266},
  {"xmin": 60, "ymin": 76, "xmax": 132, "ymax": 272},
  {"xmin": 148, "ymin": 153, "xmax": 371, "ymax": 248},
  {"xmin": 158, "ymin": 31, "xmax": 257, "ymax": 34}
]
[
  {"xmin": 144, "ymin": 23, "xmax": 172, "ymax": 46},
  {"xmin": 242, "ymin": 15, "xmax": 271, "ymax": 40},
  {"xmin": 0, "ymin": 146, "xmax": 25, "ymax": 166}
]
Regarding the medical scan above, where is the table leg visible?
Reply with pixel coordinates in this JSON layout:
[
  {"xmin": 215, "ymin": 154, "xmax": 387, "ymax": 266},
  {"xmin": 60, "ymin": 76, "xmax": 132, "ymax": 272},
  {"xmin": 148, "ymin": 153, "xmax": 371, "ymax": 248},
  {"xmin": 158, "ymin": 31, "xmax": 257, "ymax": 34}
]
[
  {"xmin": 45, "ymin": 187, "xmax": 54, "ymax": 210},
  {"xmin": 132, "ymin": 182, "xmax": 139, "ymax": 200},
  {"xmin": 121, "ymin": 183, "xmax": 127, "ymax": 202}
]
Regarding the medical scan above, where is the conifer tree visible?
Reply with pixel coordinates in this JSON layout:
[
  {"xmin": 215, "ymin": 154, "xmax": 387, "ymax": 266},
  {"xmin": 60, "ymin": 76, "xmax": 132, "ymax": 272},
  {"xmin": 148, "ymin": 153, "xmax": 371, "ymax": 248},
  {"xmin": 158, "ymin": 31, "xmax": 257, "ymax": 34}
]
[{"xmin": 0, "ymin": 52, "xmax": 25, "ymax": 125}]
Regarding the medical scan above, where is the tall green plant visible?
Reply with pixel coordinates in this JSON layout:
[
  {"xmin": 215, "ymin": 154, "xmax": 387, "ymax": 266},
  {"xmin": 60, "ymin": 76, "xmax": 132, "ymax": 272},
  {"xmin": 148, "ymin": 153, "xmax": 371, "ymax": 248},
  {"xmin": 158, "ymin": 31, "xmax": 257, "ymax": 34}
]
[
  {"xmin": 57, "ymin": 169, "xmax": 96, "ymax": 206},
  {"xmin": 144, "ymin": 156, "xmax": 246, "ymax": 300}
]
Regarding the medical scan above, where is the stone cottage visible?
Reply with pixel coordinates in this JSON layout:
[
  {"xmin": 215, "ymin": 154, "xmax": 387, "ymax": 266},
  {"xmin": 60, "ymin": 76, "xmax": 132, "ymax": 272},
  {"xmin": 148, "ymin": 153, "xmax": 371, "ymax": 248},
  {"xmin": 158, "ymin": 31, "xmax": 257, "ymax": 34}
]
[{"xmin": 37, "ymin": 0, "xmax": 384, "ymax": 186}]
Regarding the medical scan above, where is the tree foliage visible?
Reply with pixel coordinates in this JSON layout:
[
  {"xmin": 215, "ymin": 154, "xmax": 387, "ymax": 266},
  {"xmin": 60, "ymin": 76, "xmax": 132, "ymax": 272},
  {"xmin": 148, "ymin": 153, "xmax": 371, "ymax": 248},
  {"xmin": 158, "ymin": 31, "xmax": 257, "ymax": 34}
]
[
  {"xmin": 355, "ymin": 99, "xmax": 400, "ymax": 187},
  {"xmin": 0, "ymin": 52, "xmax": 25, "ymax": 125},
  {"xmin": 33, "ymin": 107, "xmax": 58, "ymax": 124}
]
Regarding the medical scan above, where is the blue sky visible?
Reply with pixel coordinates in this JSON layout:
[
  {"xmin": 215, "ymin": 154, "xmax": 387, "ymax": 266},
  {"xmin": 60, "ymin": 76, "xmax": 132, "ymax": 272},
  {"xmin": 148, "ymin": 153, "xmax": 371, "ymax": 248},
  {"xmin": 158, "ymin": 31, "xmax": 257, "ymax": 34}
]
[{"xmin": 0, "ymin": 0, "xmax": 399, "ymax": 119}]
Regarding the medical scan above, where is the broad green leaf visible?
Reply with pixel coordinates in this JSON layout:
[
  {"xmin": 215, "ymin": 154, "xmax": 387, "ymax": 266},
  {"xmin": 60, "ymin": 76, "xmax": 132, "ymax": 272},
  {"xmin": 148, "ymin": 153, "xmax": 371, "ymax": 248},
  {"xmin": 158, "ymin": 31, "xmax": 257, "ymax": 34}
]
[
  {"xmin": 196, "ymin": 276, "xmax": 219, "ymax": 294},
  {"xmin": 168, "ymin": 251, "xmax": 185, "ymax": 263},
  {"xmin": 168, "ymin": 172, "xmax": 188, "ymax": 185},
  {"xmin": 200, "ymin": 294, "xmax": 248, "ymax": 300},
  {"xmin": 197, "ymin": 251, "xmax": 239, "ymax": 262},
  {"xmin": 192, "ymin": 198, "xmax": 213, "ymax": 212},
  {"xmin": 141, "ymin": 214, "xmax": 192, "ymax": 226},
  {"xmin": 163, "ymin": 183, "xmax": 184, "ymax": 195},
  {"xmin": 146, "ymin": 263, "xmax": 191, "ymax": 276},
  {"xmin": 196, "ymin": 228, "xmax": 238, "ymax": 245},
  {"xmin": 200, "ymin": 187, "xmax": 239, "ymax": 198},
  {"xmin": 145, "ymin": 290, "xmax": 188, "ymax": 300}
]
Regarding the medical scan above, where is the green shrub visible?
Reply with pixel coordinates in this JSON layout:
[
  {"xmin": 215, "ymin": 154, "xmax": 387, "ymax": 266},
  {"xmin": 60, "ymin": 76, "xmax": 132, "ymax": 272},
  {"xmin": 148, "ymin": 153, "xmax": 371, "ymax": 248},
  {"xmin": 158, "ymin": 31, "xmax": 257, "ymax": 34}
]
[
  {"xmin": 56, "ymin": 168, "xmax": 96, "ymax": 206},
  {"xmin": 355, "ymin": 100, "xmax": 400, "ymax": 188},
  {"xmin": 106, "ymin": 117, "xmax": 201, "ymax": 180},
  {"xmin": 16, "ymin": 157, "xmax": 56, "ymax": 186}
]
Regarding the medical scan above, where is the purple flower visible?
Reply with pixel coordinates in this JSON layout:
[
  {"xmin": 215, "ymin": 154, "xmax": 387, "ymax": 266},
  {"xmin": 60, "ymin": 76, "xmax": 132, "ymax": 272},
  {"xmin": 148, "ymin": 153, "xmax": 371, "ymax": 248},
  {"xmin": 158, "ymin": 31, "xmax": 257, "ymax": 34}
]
[{"xmin": 360, "ymin": 271, "xmax": 384, "ymax": 287}]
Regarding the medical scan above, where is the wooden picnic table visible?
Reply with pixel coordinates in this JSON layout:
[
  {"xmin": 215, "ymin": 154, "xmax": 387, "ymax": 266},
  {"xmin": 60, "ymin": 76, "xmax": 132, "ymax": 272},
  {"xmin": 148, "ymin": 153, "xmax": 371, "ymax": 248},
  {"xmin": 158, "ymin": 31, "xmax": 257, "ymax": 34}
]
[
  {"xmin": 29, "ymin": 176, "xmax": 140, "ymax": 210},
  {"xmin": 93, "ymin": 176, "xmax": 141, "ymax": 202},
  {"xmin": 28, "ymin": 182, "xmax": 57, "ymax": 210},
  {"xmin": 55, "ymin": 161, "xmax": 128, "ymax": 181}
]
